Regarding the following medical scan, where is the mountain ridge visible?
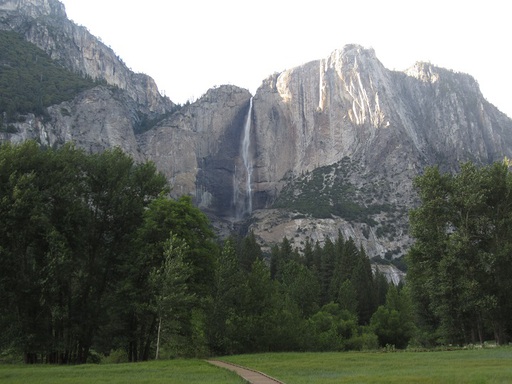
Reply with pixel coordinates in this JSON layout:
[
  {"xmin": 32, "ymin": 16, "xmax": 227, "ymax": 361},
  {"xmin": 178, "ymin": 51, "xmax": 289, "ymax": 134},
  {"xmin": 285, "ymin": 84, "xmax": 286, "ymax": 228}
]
[{"xmin": 2, "ymin": 0, "xmax": 512, "ymax": 264}]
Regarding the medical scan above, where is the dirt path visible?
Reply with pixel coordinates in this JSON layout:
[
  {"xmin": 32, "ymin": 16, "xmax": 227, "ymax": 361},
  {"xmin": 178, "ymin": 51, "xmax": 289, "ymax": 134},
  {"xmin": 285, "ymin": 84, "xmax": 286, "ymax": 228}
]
[{"xmin": 207, "ymin": 360, "xmax": 285, "ymax": 384}]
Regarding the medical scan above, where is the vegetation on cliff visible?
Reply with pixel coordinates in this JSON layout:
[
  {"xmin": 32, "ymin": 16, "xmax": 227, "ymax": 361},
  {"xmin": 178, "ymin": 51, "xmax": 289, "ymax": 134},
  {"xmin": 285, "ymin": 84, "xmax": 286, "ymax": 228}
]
[
  {"xmin": 0, "ymin": 31, "xmax": 102, "ymax": 128},
  {"xmin": 273, "ymin": 157, "xmax": 406, "ymax": 243}
]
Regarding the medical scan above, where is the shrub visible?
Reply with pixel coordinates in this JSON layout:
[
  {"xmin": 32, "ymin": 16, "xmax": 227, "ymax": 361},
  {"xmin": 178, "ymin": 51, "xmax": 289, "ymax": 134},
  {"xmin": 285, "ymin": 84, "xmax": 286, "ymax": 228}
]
[{"xmin": 103, "ymin": 349, "xmax": 128, "ymax": 364}]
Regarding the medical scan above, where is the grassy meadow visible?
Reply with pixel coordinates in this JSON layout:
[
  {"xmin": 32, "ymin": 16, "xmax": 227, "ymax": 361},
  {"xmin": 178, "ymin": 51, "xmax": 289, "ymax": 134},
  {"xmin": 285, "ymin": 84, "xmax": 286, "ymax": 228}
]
[
  {"xmin": 1, "ymin": 348, "xmax": 511, "ymax": 383},
  {"xmin": 222, "ymin": 348, "xmax": 512, "ymax": 384},
  {"xmin": 0, "ymin": 359, "xmax": 245, "ymax": 384}
]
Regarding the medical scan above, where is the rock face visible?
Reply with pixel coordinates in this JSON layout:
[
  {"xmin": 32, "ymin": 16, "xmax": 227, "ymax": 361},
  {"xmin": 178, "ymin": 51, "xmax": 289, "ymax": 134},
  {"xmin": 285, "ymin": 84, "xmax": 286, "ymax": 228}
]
[
  {"xmin": 2, "ymin": 1, "xmax": 512, "ymax": 262},
  {"xmin": 0, "ymin": 0, "xmax": 171, "ymax": 116},
  {"xmin": 244, "ymin": 45, "xmax": 512, "ymax": 256},
  {"xmin": 5, "ymin": 86, "xmax": 144, "ymax": 158},
  {"xmin": 252, "ymin": 46, "xmax": 512, "ymax": 196},
  {"xmin": 138, "ymin": 85, "xmax": 252, "ymax": 217}
]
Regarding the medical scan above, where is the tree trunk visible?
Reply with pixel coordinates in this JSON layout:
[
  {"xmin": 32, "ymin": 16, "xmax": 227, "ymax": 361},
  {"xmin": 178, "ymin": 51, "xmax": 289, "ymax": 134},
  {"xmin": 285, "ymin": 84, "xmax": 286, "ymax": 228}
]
[
  {"xmin": 155, "ymin": 317, "xmax": 162, "ymax": 360},
  {"xmin": 141, "ymin": 316, "xmax": 157, "ymax": 361}
]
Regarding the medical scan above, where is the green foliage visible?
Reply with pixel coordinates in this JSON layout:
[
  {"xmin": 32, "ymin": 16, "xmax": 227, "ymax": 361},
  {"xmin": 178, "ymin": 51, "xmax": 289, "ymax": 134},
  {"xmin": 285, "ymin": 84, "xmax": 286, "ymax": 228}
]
[
  {"xmin": 150, "ymin": 233, "xmax": 195, "ymax": 360},
  {"xmin": 103, "ymin": 349, "xmax": 129, "ymax": 364},
  {"xmin": 0, "ymin": 142, "xmax": 409, "ymax": 361},
  {"xmin": 137, "ymin": 195, "xmax": 216, "ymax": 298},
  {"xmin": 0, "ymin": 141, "xmax": 211, "ymax": 363},
  {"xmin": 273, "ymin": 158, "xmax": 394, "ymax": 224},
  {"xmin": 370, "ymin": 285, "xmax": 415, "ymax": 348},
  {"xmin": 0, "ymin": 31, "xmax": 102, "ymax": 123},
  {"xmin": 408, "ymin": 161, "xmax": 512, "ymax": 346},
  {"xmin": 305, "ymin": 303, "xmax": 361, "ymax": 351}
]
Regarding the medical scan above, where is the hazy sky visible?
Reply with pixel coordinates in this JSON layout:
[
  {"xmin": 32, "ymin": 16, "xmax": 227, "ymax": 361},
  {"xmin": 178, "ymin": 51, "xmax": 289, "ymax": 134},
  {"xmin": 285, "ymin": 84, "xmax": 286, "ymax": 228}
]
[{"xmin": 60, "ymin": 0, "xmax": 511, "ymax": 117}]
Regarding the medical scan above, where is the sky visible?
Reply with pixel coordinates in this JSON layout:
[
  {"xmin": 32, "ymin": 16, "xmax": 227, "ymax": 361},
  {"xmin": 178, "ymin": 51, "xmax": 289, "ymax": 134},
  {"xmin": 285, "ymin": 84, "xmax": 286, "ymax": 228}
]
[{"xmin": 60, "ymin": 0, "xmax": 511, "ymax": 117}]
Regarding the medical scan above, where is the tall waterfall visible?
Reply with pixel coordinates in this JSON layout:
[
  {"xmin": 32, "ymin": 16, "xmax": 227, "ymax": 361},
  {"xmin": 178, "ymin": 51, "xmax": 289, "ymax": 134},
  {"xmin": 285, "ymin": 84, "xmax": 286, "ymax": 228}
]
[
  {"xmin": 234, "ymin": 97, "xmax": 254, "ymax": 220},
  {"xmin": 318, "ymin": 59, "xmax": 325, "ymax": 111}
]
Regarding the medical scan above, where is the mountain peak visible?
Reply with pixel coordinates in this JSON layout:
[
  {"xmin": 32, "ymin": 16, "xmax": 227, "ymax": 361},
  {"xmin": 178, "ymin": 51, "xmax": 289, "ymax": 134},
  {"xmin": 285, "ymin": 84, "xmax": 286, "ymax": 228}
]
[
  {"xmin": 0, "ymin": 0, "xmax": 66, "ymax": 19},
  {"xmin": 405, "ymin": 61, "xmax": 480, "ymax": 95},
  {"xmin": 328, "ymin": 44, "xmax": 378, "ymax": 63},
  {"xmin": 324, "ymin": 44, "xmax": 382, "ymax": 76},
  {"xmin": 405, "ymin": 62, "xmax": 441, "ymax": 83}
]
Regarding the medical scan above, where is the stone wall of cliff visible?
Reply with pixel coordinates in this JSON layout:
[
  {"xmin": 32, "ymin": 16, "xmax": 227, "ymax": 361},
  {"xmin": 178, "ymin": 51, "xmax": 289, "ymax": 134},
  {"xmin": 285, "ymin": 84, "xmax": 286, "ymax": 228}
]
[
  {"xmin": 138, "ymin": 85, "xmax": 252, "ymax": 216},
  {"xmin": 245, "ymin": 45, "xmax": 512, "ymax": 256}
]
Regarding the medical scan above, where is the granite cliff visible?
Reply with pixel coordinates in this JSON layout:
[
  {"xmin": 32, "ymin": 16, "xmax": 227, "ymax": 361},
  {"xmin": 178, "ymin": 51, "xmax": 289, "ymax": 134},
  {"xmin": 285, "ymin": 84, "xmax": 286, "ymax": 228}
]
[
  {"xmin": 0, "ymin": 0, "xmax": 173, "ymax": 155},
  {"xmin": 2, "ymin": 0, "xmax": 512, "ymax": 265}
]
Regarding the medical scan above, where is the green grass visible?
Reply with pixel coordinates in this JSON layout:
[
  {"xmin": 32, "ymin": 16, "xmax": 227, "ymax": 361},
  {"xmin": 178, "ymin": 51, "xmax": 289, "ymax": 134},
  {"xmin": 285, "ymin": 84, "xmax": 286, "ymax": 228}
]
[
  {"xmin": 0, "ymin": 359, "xmax": 245, "ymax": 384},
  {"xmin": 222, "ymin": 348, "xmax": 512, "ymax": 383},
  {"xmin": 3, "ymin": 349, "xmax": 511, "ymax": 383}
]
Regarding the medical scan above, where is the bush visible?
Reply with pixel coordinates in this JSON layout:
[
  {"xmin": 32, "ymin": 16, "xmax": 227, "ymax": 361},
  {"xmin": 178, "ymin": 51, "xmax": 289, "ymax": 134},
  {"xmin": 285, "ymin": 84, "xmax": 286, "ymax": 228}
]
[
  {"xmin": 345, "ymin": 329, "xmax": 379, "ymax": 351},
  {"xmin": 103, "ymin": 349, "xmax": 129, "ymax": 364},
  {"xmin": 0, "ymin": 348, "xmax": 23, "ymax": 364},
  {"xmin": 87, "ymin": 349, "xmax": 103, "ymax": 364}
]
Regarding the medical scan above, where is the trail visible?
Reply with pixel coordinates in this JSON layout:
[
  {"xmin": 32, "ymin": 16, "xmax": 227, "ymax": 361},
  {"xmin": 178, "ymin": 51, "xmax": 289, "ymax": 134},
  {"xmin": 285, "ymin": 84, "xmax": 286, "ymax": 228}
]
[{"xmin": 207, "ymin": 360, "xmax": 285, "ymax": 384}]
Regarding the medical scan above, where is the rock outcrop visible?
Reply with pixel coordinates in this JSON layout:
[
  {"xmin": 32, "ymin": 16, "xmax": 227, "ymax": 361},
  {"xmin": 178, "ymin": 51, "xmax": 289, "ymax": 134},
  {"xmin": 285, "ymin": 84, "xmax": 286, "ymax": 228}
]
[
  {"xmin": 5, "ymin": 86, "xmax": 144, "ymax": 158},
  {"xmin": 138, "ymin": 85, "xmax": 252, "ymax": 217}
]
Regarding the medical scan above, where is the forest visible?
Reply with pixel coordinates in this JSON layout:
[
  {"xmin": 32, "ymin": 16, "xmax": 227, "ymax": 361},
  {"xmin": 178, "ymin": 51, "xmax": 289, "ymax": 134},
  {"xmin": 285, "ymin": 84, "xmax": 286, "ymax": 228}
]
[
  {"xmin": 0, "ymin": 142, "xmax": 511, "ymax": 364},
  {"xmin": 0, "ymin": 31, "xmax": 101, "ymax": 128}
]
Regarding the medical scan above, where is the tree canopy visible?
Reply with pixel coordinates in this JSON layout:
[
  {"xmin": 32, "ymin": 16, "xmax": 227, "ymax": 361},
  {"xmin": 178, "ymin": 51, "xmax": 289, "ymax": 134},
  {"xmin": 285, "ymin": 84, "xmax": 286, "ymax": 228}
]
[
  {"xmin": 407, "ymin": 161, "xmax": 512, "ymax": 345},
  {"xmin": 5, "ymin": 141, "xmax": 475, "ymax": 363},
  {"xmin": 0, "ymin": 141, "xmax": 216, "ymax": 363}
]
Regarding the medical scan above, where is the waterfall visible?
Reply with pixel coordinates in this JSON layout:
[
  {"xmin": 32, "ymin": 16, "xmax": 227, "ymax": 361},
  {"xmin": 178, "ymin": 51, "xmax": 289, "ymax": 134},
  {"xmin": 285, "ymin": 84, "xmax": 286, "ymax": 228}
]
[
  {"xmin": 242, "ymin": 97, "xmax": 253, "ymax": 215},
  {"xmin": 318, "ymin": 59, "xmax": 325, "ymax": 111},
  {"xmin": 234, "ymin": 97, "xmax": 253, "ymax": 220}
]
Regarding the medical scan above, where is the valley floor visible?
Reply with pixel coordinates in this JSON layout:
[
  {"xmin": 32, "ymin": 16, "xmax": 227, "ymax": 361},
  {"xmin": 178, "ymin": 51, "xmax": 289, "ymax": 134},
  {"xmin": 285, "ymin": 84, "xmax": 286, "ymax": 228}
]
[{"xmin": 2, "ymin": 348, "xmax": 511, "ymax": 384}]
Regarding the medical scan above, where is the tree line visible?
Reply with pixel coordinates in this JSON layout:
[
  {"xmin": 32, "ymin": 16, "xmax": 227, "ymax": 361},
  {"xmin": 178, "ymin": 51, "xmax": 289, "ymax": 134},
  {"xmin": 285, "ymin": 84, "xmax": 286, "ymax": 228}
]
[
  {"xmin": 0, "ymin": 142, "xmax": 415, "ymax": 363},
  {"xmin": 1, "ymin": 141, "xmax": 510, "ymax": 364}
]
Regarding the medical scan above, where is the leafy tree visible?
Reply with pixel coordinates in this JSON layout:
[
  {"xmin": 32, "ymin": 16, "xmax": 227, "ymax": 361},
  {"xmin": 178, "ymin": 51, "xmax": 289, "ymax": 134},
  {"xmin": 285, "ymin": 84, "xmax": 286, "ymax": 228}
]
[
  {"xmin": 270, "ymin": 236, "xmax": 296, "ymax": 280},
  {"xmin": 279, "ymin": 260, "xmax": 320, "ymax": 318},
  {"xmin": 351, "ymin": 246, "xmax": 376, "ymax": 325},
  {"xmin": 125, "ymin": 194, "xmax": 216, "ymax": 361},
  {"xmin": 336, "ymin": 280, "xmax": 358, "ymax": 315},
  {"xmin": 306, "ymin": 303, "xmax": 359, "ymax": 351},
  {"xmin": 238, "ymin": 231, "xmax": 262, "ymax": 272},
  {"xmin": 0, "ymin": 142, "xmax": 168, "ymax": 363},
  {"xmin": 303, "ymin": 238, "xmax": 315, "ymax": 269},
  {"xmin": 320, "ymin": 237, "xmax": 336, "ymax": 304},
  {"xmin": 149, "ymin": 233, "xmax": 194, "ymax": 360},
  {"xmin": 370, "ymin": 284, "xmax": 415, "ymax": 348},
  {"xmin": 206, "ymin": 239, "xmax": 247, "ymax": 355},
  {"xmin": 408, "ymin": 162, "xmax": 512, "ymax": 345},
  {"xmin": 136, "ymin": 195, "xmax": 216, "ymax": 298}
]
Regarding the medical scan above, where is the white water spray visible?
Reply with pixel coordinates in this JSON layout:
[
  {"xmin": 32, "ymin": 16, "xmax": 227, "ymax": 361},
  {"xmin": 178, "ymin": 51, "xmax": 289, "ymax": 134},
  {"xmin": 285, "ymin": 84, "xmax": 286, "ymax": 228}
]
[
  {"xmin": 235, "ymin": 97, "xmax": 254, "ymax": 219},
  {"xmin": 242, "ymin": 97, "xmax": 254, "ymax": 215},
  {"xmin": 319, "ymin": 59, "xmax": 324, "ymax": 111}
]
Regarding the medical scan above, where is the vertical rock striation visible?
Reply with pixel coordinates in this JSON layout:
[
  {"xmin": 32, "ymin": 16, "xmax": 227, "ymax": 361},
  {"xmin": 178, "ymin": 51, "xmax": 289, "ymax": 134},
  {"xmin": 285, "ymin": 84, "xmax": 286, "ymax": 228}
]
[
  {"xmin": 248, "ymin": 45, "xmax": 512, "ymax": 255},
  {"xmin": 138, "ymin": 85, "xmax": 252, "ymax": 217}
]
